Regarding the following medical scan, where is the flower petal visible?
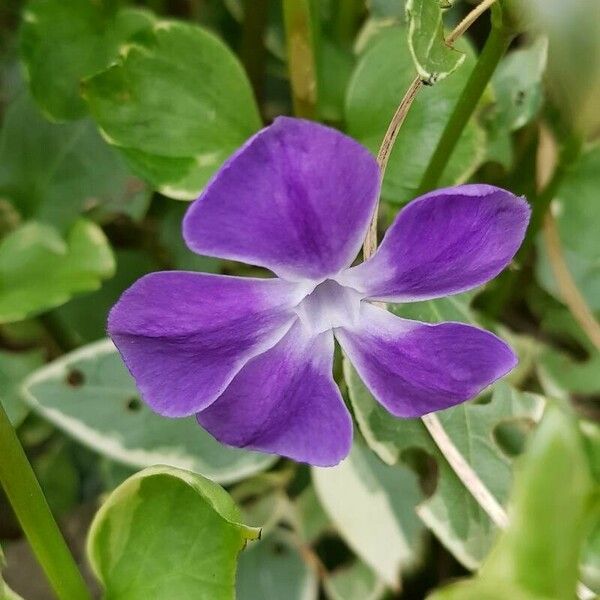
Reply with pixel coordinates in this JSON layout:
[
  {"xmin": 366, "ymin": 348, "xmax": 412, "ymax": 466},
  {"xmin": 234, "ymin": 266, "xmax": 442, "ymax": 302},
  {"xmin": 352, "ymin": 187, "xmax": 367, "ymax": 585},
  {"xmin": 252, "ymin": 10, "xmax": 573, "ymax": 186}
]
[
  {"xmin": 197, "ymin": 320, "xmax": 352, "ymax": 466},
  {"xmin": 340, "ymin": 185, "xmax": 530, "ymax": 302},
  {"xmin": 336, "ymin": 303, "xmax": 517, "ymax": 417},
  {"xmin": 183, "ymin": 117, "xmax": 380, "ymax": 281},
  {"xmin": 108, "ymin": 272, "xmax": 306, "ymax": 417}
]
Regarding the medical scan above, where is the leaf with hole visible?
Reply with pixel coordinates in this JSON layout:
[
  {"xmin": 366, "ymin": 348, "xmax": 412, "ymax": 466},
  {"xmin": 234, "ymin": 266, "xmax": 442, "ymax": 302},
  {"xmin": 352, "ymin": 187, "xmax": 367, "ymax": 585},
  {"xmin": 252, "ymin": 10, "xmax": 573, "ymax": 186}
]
[
  {"xmin": 87, "ymin": 465, "xmax": 259, "ymax": 599},
  {"xmin": 346, "ymin": 293, "xmax": 545, "ymax": 569},
  {"xmin": 312, "ymin": 441, "xmax": 424, "ymax": 587},
  {"xmin": 82, "ymin": 20, "xmax": 262, "ymax": 199},
  {"xmin": 405, "ymin": 0, "xmax": 465, "ymax": 84},
  {"xmin": 426, "ymin": 407, "xmax": 595, "ymax": 600},
  {"xmin": 21, "ymin": 339, "xmax": 277, "ymax": 484},
  {"xmin": 346, "ymin": 26, "xmax": 485, "ymax": 204},
  {"xmin": 0, "ymin": 220, "xmax": 115, "ymax": 324}
]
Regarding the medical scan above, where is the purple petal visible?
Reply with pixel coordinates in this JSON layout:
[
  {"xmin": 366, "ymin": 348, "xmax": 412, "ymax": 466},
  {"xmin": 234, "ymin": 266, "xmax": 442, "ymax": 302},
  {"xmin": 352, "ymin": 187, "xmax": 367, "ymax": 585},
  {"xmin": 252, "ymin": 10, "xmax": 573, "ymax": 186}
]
[
  {"xmin": 108, "ymin": 272, "xmax": 306, "ymax": 417},
  {"xmin": 336, "ymin": 303, "xmax": 517, "ymax": 417},
  {"xmin": 183, "ymin": 117, "xmax": 380, "ymax": 281},
  {"xmin": 340, "ymin": 185, "xmax": 530, "ymax": 302},
  {"xmin": 197, "ymin": 320, "xmax": 352, "ymax": 466}
]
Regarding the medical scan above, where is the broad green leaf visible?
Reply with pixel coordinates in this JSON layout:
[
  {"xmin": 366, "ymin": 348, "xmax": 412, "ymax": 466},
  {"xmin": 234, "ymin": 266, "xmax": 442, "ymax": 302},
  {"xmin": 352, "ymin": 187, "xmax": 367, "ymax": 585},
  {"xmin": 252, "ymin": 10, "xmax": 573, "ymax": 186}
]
[
  {"xmin": 0, "ymin": 92, "xmax": 150, "ymax": 231},
  {"xmin": 294, "ymin": 484, "xmax": 332, "ymax": 543},
  {"xmin": 427, "ymin": 407, "xmax": 594, "ymax": 600},
  {"xmin": 347, "ymin": 294, "xmax": 545, "ymax": 568},
  {"xmin": 87, "ymin": 465, "xmax": 259, "ymax": 599},
  {"xmin": 0, "ymin": 349, "xmax": 43, "ymax": 426},
  {"xmin": 536, "ymin": 145, "xmax": 600, "ymax": 311},
  {"xmin": 0, "ymin": 220, "xmax": 115, "ymax": 323},
  {"xmin": 312, "ymin": 441, "xmax": 424, "ymax": 587},
  {"xmin": 21, "ymin": 339, "xmax": 277, "ymax": 484},
  {"xmin": 237, "ymin": 529, "xmax": 318, "ymax": 600},
  {"xmin": 21, "ymin": 0, "xmax": 155, "ymax": 120},
  {"xmin": 324, "ymin": 560, "xmax": 386, "ymax": 600},
  {"xmin": 318, "ymin": 40, "xmax": 355, "ymax": 123},
  {"xmin": 406, "ymin": 0, "xmax": 465, "ymax": 83},
  {"xmin": 346, "ymin": 27, "xmax": 484, "ymax": 204},
  {"xmin": 82, "ymin": 20, "xmax": 262, "ymax": 199}
]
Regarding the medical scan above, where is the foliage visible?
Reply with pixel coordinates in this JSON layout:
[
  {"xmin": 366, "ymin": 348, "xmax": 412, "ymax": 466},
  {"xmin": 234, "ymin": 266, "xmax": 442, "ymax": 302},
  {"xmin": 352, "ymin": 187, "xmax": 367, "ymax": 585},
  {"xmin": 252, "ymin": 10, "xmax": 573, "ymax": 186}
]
[{"xmin": 0, "ymin": 0, "xmax": 598, "ymax": 598}]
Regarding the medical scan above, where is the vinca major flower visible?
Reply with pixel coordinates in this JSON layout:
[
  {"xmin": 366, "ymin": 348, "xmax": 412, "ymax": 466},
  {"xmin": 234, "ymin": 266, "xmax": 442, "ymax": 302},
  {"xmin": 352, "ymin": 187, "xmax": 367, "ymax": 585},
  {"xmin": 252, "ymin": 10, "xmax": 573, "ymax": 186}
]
[{"xmin": 109, "ymin": 117, "xmax": 530, "ymax": 467}]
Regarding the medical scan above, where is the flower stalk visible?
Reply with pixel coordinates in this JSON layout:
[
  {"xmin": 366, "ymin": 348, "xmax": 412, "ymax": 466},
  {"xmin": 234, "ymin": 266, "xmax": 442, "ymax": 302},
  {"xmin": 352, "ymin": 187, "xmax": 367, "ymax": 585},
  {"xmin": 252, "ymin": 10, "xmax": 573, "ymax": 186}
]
[
  {"xmin": 0, "ymin": 402, "xmax": 91, "ymax": 600},
  {"xmin": 416, "ymin": 7, "xmax": 514, "ymax": 195},
  {"xmin": 283, "ymin": 0, "xmax": 318, "ymax": 119}
]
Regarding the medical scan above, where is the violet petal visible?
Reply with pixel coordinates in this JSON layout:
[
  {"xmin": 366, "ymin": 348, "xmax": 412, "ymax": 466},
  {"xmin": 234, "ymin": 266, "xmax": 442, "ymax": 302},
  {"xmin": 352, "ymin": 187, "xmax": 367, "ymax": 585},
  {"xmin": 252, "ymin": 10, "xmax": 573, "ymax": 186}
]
[
  {"xmin": 108, "ymin": 272, "xmax": 306, "ymax": 417},
  {"xmin": 197, "ymin": 320, "xmax": 352, "ymax": 466},
  {"xmin": 336, "ymin": 303, "xmax": 517, "ymax": 417},
  {"xmin": 183, "ymin": 117, "xmax": 380, "ymax": 281}
]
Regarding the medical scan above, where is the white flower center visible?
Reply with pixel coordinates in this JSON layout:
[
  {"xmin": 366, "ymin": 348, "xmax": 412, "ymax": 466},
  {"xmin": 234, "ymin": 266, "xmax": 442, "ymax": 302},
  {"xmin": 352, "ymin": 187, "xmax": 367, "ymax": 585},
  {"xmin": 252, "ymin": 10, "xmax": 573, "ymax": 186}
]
[{"xmin": 295, "ymin": 279, "xmax": 364, "ymax": 335}]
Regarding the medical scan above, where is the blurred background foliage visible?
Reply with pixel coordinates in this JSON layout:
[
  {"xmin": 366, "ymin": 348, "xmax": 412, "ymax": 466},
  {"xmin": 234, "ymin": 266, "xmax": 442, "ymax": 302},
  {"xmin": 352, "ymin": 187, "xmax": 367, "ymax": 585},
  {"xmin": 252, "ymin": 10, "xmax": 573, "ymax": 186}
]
[{"xmin": 0, "ymin": 0, "xmax": 598, "ymax": 598}]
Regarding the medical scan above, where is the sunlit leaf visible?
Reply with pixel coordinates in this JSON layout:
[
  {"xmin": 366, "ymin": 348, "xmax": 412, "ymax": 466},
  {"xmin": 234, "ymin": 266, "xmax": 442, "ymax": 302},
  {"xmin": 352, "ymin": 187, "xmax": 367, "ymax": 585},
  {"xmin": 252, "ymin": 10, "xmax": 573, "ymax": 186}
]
[
  {"xmin": 0, "ymin": 220, "xmax": 115, "ymax": 323},
  {"xmin": 87, "ymin": 465, "xmax": 259, "ymax": 599},
  {"xmin": 82, "ymin": 20, "xmax": 262, "ymax": 199}
]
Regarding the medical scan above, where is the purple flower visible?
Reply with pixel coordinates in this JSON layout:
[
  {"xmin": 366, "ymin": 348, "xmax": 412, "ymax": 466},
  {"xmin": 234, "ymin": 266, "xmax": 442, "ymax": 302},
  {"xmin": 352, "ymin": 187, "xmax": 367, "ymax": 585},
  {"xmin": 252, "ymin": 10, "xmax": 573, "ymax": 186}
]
[{"xmin": 108, "ymin": 117, "xmax": 530, "ymax": 467}]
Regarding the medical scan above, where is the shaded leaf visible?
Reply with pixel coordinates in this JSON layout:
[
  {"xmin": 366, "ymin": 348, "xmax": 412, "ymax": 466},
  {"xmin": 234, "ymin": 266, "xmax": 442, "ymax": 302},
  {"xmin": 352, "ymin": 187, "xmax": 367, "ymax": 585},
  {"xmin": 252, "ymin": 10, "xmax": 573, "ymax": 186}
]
[
  {"xmin": 0, "ymin": 220, "xmax": 115, "ymax": 323},
  {"xmin": 312, "ymin": 441, "xmax": 424, "ymax": 587},
  {"xmin": 21, "ymin": 339, "xmax": 277, "ymax": 484},
  {"xmin": 324, "ymin": 560, "xmax": 386, "ymax": 600},
  {"xmin": 346, "ymin": 27, "xmax": 484, "ymax": 204},
  {"xmin": 536, "ymin": 145, "xmax": 600, "ymax": 311},
  {"xmin": 83, "ymin": 20, "xmax": 262, "ymax": 199},
  {"xmin": 237, "ymin": 529, "xmax": 318, "ymax": 600},
  {"xmin": 87, "ymin": 465, "xmax": 259, "ymax": 599},
  {"xmin": 347, "ymin": 294, "xmax": 545, "ymax": 568},
  {"xmin": 0, "ymin": 92, "xmax": 150, "ymax": 231},
  {"xmin": 0, "ymin": 349, "xmax": 44, "ymax": 426},
  {"xmin": 427, "ymin": 407, "xmax": 594, "ymax": 600},
  {"xmin": 406, "ymin": 0, "xmax": 465, "ymax": 84},
  {"xmin": 21, "ymin": 0, "xmax": 155, "ymax": 120}
]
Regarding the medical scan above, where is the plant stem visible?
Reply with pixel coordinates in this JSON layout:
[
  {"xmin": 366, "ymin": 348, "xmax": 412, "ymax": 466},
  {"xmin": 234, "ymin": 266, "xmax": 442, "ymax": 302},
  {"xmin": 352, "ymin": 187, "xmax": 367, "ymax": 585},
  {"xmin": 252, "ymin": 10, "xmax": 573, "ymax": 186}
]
[
  {"xmin": 416, "ymin": 18, "xmax": 513, "ymax": 195},
  {"xmin": 0, "ymin": 402, "xmax": 91, "ymax": 600},
  {"xmin": 282, "ymin": 0, "xmax": 318, "ymax": 119},
  {"xmin": 240, "ymin": 0, "xmax": 269, "ymax": 104}
]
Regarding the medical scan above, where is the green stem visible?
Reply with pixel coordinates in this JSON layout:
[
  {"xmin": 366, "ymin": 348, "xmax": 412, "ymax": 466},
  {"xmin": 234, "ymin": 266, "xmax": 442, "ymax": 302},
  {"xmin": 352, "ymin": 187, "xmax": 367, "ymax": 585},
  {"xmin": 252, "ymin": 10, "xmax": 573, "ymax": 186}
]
[
  {"xmin": 0, "ymin": 403, "xmax": 91, "ymax": 600},
  {"xmin": 282, "ymin": 0, "xmax": 318, "ymax": 119},
  {"xmin": 240, "ymin": 0, "xmax": 269, "ymax": 104},
  {"xmin": 416, "ymin": 16, "xmax": 513, "ymax": 195},
  {"xmin": 333, "ymin": 0, "xmax": 363, "ymax": 48}
]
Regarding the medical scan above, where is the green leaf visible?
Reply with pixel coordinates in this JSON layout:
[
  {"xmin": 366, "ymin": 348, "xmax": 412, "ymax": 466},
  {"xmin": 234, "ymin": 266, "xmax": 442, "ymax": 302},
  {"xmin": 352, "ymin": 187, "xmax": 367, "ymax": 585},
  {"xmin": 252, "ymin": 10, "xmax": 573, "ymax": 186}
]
[
  {"xmin": 82, "ymin": 20, "xmax": 262, "ymax": 199},
  {"xmin": 294, "ymin": 484, "xmax": 332, "ymax": 544},
  {"xmin": 346, "ymin": 26, "xmax": 485, "ymax": 204},
  {"xmin": 20, "ymin": 0, "xmax": 155, "ymax": 121},
  {"xmin": 406, "ymin": 0, "xmax": 465, "ymax": 84},
  {"xmin": 347, "ymin": 294, "xmax": 546, "ymax": 569},
  {"xmin": 87, "ymin": 465, "xmax": 259, "ymax": 599},
  {"xmin": 536, "ymin": 145, "xmax": 600, "ymax": 311},
  {"xmin": 324, "ymin": 560, "xmax": 386, "ymax": 600},
  {"xmin": 0, "ymin": 220, "xmax": 115, "ymax": 323},
  {"xmin": 426, "ymin": 407, "xmax": 594, "ymax": 600},
  {"xmin": 237, "ymin": 529, "xmax": 318, "ymax": 600},
  {"xmin": 0, "ymin": 349, "xmax": 44, "ymax": 426},
  {"xmin": 312, "ymin": 441, "xmax": 424, "ymax": 587},
  {"xmin": 21, "ymin": 339, "xmax": 277, "ymax": 484},
  {"xmin": 0, "ymin": 92, "xmax": 150, "ymax": 231}
]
